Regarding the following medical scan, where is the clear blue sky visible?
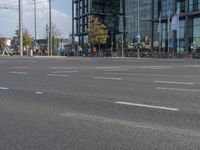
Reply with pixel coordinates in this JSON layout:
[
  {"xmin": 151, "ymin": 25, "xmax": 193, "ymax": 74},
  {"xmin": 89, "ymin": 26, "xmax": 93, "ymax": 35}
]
[{"xmin": 52, "ymin": 0, "xmax": 72, "ymax": 15}]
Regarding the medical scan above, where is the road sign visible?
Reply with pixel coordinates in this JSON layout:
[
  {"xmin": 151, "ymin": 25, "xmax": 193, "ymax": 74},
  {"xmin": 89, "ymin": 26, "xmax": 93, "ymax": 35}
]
[{"xmin": 137, "ymin": 33, "xmax": 141, "ymax": 42}]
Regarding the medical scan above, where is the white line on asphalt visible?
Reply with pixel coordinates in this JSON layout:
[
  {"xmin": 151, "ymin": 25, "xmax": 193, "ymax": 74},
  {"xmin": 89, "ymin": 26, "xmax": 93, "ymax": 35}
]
[
  {"xmin": 96, "ymin": 67, "xmax": 121, "ymax": 69},
  {"xmin": 154, "ymin": 80, "xmax": 194, "ymax": 85},
  {"xmin": 93, "ymin": 76, "xmax": 122, "ymax": 80},
  {"xmin": 104, "ymin": 69, "xmax": 129, "ymax": 72},
  {"xmin": 50, "ymin": 67, "xmax": 74, "ymax": 70},
  {"xmin": 36, "ymin": 91, "xmax": 43, "ymax": 94},
  {"xmin": 156, "ymin": 87, "xmax": 200, "ymax": 92},
  {"xmin": 151, "ymin": 67, "xmax": 173, "ymax": 70},
  {"xmin": 0, "ymin": 87, "xmax": 9, "ymax": 90},
  {"xmin": 184, "ymin": 65, "xmax": 200, "ymax": 68},
  {"xmin": 52, "ymin": 70, "xmax": 79, "ymax": 74},
  {"xmin": 10, "ymin": 71, "xmax": 28, "ymax": 75},
  {"xmin": 115, "ymin": 101, "xmax": 179, "ymax": 111},
  {"xmin": 141, "ymin": 66, "xmax": 173, "ymax": 69},
  {"xmin": 11, "ymin": 67, "xmax": 31, "ymax": 69},
  {"xmin": 106, "ymin": 72, "xmax": 200, "ymax": 78},
  {"xmin": 47, "ymin": 74, "xmax": 70, "ymax": 77}
]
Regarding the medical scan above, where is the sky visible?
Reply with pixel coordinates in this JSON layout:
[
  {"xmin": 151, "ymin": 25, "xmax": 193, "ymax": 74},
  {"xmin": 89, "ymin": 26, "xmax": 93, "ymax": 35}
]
[{"xmin": 0, "ymin": 0, "xmax": 72, "ymax": 39}]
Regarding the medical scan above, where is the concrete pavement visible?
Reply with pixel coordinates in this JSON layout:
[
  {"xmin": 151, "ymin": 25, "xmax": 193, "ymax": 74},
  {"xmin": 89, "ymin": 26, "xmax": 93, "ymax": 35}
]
[{"xmin": 0, "ymin": 57, "xmax": 200, "ymax": 149}]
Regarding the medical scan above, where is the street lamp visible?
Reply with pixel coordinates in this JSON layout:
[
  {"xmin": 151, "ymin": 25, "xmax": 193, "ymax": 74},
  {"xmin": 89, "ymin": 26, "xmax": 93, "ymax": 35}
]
[
  {"xmin": 49, "ymin": 0, "xmax": 52, "ymax": 56},
  {"xmin": 19, "ymin": 0, "xmax": 23, "ymax": 56},
  {"xmin": 33, "ymin": 0, "xmax": 37, "ymax": 56},
  {"xmin": 137, "ymin": 0, "xmax": 140, "ymax": 58}
]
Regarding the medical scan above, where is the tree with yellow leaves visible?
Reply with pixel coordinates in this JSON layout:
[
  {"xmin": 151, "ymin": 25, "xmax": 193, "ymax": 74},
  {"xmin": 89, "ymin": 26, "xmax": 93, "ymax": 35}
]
[{"xmin": 88, "ymin": 16, "xmax": 109, "ymax": 51}]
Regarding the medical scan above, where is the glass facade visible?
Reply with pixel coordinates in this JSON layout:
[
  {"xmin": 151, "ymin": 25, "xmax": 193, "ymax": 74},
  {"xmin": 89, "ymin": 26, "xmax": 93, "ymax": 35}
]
[
  {"xmin": 189, "ymin": 0, "xmax": 200, "ymax": 12},
  {"xmin": 72, "ymin": 0, "xmax": 200, "ymax": 53},
  {"xmin": 123, "ymin": 0, "xmax": 152, "ymax": 50}
]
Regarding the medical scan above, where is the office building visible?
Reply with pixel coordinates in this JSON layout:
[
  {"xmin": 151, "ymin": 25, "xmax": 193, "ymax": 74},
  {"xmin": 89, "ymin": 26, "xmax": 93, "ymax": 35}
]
[{"xmin": 72, "ymin": 0, "xmax": 200, "ymax": 53}]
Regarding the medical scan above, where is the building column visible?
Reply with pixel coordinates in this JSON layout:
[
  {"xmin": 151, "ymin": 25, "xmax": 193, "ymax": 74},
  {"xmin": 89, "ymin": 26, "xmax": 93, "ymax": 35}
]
[
  {"xmin": 151, "ymin": 0, "xmax": 154, "ymax": 51},
  {"xmin": 173, "ymin": 0, "xmax": 177, "ymax": 53},
  {"xmin": 72, "ymin": 0, "xmax": 75, "ymax": 51},
  {"xmin": 185, "ymin": 0, "xmax": 189, "ymax": 52}
]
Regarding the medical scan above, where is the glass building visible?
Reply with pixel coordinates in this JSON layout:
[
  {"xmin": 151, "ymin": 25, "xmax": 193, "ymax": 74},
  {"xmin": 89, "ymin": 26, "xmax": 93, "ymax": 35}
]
[
  {"xmin": 154, "ymin": 0, "xmax": 200, "ymax": 53},
  {"xmin": 72, "ymin": 0, "xmax": 200, "ymax": 53}
]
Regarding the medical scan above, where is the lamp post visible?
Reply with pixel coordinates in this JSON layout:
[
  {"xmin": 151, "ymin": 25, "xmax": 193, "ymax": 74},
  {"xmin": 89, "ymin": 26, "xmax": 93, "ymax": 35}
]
[
  {"xmin": 137, "ymin": 0, "xmax": 140, "ymax": 58},
  {"xmin": 19, "ymin": 0, "xmax": 23, "ymax": 56},
  {"xmin": 33, "ymin": 0, "xmax": 37, "ymax": 56},
  {"xmin": 49, "ymin": 0, "xmax": 52, "ymax": 56}
]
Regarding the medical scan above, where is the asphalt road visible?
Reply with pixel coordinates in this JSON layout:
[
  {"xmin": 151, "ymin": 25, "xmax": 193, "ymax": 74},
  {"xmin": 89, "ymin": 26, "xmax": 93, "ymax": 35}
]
[{"xmin": 0, "ymin": 56, "xmax": 200, "ymax": 150}]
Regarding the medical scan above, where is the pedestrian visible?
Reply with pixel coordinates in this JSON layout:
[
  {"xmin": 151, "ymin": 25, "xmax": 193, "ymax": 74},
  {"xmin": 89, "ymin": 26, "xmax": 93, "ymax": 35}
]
[
  {"xmin": 78, "ymin": 45, "xmax": 83, "ymax": 56},
  {"xmin": 92, "ymin": 46, "xmax": 96, "ymax": 56}
]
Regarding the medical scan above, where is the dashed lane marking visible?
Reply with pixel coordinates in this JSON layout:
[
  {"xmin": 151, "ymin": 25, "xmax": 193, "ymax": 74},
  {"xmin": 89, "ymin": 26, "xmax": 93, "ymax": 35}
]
[
  {"xmin": 0, "ymin": 87, "xmax": 9, "ymax": 90},
  {"xmin": 93, "ymin": 76, "xmax": 122, "ymax": 80},
  {"xmin": 115, "ymin": 101, "xmax": 179, "ymax": 111},
  {"xmin": 47, "ymin": 74, "xmax": 70, "ymax": 77},
  {"xmin": 10, "ymin": 71, "xmax": 28, "ymax": 75},
  {"xmin": 156, "ymin": 87, "xmax": 200, "ymax": 93},
  {"xmin": 154, "ymin": 80, "xmax": 194, "ymax": 85}
]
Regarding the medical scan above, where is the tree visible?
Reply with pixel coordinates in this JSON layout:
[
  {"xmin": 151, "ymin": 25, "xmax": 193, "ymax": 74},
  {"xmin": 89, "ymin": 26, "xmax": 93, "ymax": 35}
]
[
  {"xmin": 88, "ymin": 16, "xmax": 109, "ymax": 51},
  {"xmin": 46, "ymin": 23, "xmax": 61, "ymax": 55},
  {"xmin": 52, "ymin": 23, "xmax": 61, "ymax": 55},
  {"xmin": 0, "ymin": 37, "xmax": 6, "ymax": 51},
  {"xmin": 15, "ymin": 28, "xmax": 33, "ymax": 53}
]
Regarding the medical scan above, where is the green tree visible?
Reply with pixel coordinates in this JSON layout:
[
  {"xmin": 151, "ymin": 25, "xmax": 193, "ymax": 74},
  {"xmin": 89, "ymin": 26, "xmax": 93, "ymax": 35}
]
[
  {"xmin": 47, "ymin": 23, "xmax": 61, "ymax": 55},
  {"xmin": 88, "ymin": 16, "xmax": 109, "ymax": 51},
  {"xmin": 15, "ymin": 28, "xmax": 33, "ymax": 53}
]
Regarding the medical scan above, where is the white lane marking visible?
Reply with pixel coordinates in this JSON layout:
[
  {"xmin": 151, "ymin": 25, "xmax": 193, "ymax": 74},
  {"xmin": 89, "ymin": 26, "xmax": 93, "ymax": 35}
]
[
  {"xmin": 93, "ymin": 76, "xmax": 122, "ymax": 80},
  {"xmin": 10, "ymin": 71, "xmax": 28, "ymax": 75},
  {"xmin": 151, "ymin": 67, "xmax": 173, "ymax": 70},
  {"xmin": 115, "ymin": 101, "xmax": 179, "ymax": 111},
  {"xmin": 141, "ymin": 66, "xmax": 173, "ymax": 69},
  {"xmin": 36, "ymin": 91, "xmax": 43, "ymax": 94},
  {"xmin": 156, "ymin": 87, "xmax": 200, "ymax": 93},
  {"xmin": 184, "ymin": 65, "xmax": 200, "ymax": 68},
  {"xmin": 104, "ymin": 69, "xmax": 128, "ymax": 72},
  {"xmin": 50, "ymin": 67, "xmax": 74, "ymax": 70},
  {"xmin": 154, "ymin": 80, "xmax": 194, "ymax": 85},
  {"xmin": 11, "ymin": 66, "xmax": 30, "ymax": 69},
  {"xmin": 0, "ymin": 87, "xmax": 9, "ymax": 90},
  {"xmin": 106, "ymin": 72, "xmax": 200, "ymax": 78},
  {"xmin": 52, "ymin": 70, "xmax": 79, "ymax": 74},
  {"xmin": 96, "ymin": 67, "xmax": 121, "ymax": 69},
  {"xmin": 47, "ymin": 74, "xmax": 70, "ymax": 77}
]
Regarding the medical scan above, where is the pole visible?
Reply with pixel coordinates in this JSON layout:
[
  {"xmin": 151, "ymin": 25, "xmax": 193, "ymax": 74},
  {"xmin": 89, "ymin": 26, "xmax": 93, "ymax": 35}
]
[
  {"xmin": 168, "ymin": 10, "xmax": 170, "ymax": 53},
  {"xmin": 137, "ymin": 0, "xmax": 140, "ymax": 58},
  {"xmin": 33, "ymin": 0, "xmax": 37, "ymax": 56},
  {"xmin": 122, "ymin": 34, "xmax": 124, "ymax": 57},
  {"xmin": 49, "ymin": 0, "xmax": 52, "ymax": 56},
  {"xmin": 159, "ymin": 12, "xmax": 161, "ymax": 55},
  {"xmin": 111, "ymin": 30, "xmax": 113, "ymax": 57},
  {"xmin": 46, "ymin": 24, "xmax": 49, "ymax": 56},
  {"xmin": 72, "ymin": 0, "xmax": 75, "ymax": 53},
  {"xmin": 177, "ymin": 7, "xmax": 180, "ymax": 53},
  {"xmin": 34, "ymin": 0, "xmax": 37, "ymax": 47},
  {"xmin": 19, "ymin": 0, "xmax": 23, "ymax": 56}
]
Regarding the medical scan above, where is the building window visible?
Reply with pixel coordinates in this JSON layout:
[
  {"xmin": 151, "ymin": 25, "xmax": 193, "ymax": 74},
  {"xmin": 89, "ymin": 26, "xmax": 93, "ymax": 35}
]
[
  {"xmin": 189, "ymin": 17, "xmax": 200, "ymax": 48},
  {"xmin": 189, "ymin": 0, "xmax": 200, "ymax": 12},
  {"xmin": 161, "ymin": 0, "xmax": 174, "ymax": 16},
  {"xmin": 177, "ymin": 0, "xmax": 185, "ymax": 13}
]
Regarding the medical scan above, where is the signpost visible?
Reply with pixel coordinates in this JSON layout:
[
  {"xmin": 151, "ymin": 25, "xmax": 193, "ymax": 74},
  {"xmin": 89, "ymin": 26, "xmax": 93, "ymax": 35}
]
[{"xmin": 137, "ymin": 33, "xmax": 141, "ymax": 58}]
